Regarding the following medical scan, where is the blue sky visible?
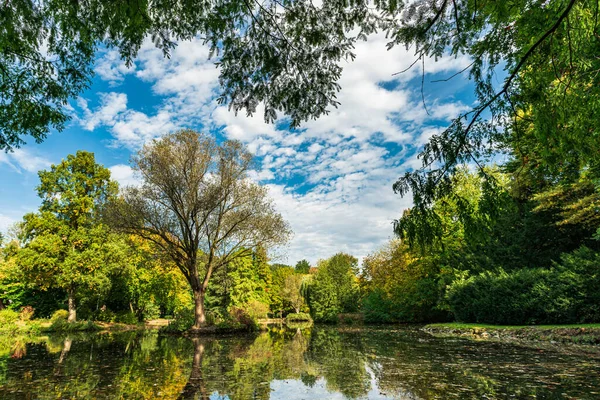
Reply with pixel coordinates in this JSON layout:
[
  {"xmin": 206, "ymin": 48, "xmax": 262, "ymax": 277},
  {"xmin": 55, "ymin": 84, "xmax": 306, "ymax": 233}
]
[{"xmin": 0, "ymin": 34, "xmax": 475, "ymax": 265}]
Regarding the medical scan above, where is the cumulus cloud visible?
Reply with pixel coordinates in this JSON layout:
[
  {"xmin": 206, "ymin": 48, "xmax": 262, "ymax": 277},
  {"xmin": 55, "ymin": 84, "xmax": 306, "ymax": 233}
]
[
  {"xmin": 94, "ymin": 48, "xmax": 136, "ymax": 85},
  {"xmin": 86, "ymin": 31, "xmax": 473, "ymax": 263},
  {"xmin": 109, "ymin": 164, "xmax": 141, "ymax": 188}
]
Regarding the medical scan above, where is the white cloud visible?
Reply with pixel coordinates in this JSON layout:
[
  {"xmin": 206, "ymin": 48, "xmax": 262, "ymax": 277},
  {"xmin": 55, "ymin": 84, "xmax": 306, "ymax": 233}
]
[
  {"xmin": 267, "ymin": 168, "xmax": 412, "ymax": 265},
  {"xmin": 94, "ymin": 48, "xmax": 135, "ymax": 85},
  {"xmin": 85, "ymin": 31, "xmax": 474, "ymax": 264},
  {"xmin": 79, "ymin": 92, "xmax": 128, "ymax": 131},
  {"xmin": 0, "ymin": 214, "xmax": 16, "ymax": 234},
  {"xmin": 0, "ymin": 149, "xmax": 51, "ymax": 174},
  {"xmin": 109, "ymin": 164, "xmax": 141, "ymax": 188}
]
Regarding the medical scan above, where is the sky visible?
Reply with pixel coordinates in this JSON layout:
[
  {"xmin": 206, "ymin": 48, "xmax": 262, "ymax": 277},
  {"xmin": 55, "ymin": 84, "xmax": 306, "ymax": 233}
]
[{"xmin": 0, "ymin": 33, "xmax": 475, "ymax": 266}]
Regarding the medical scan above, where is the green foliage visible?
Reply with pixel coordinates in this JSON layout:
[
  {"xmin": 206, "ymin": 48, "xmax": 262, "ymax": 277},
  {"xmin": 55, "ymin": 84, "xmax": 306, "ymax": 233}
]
[
  {"xmin": 308, "ymin": 253, "xmax": 359, "ymax": 322},
  {"xmin": 50, "ymin": 309, "xmax": 69, "ymax": 324},
  {"xmin": 245, "ymin": 300, "xmax": 270, "ymax": 320},
  {"xmin": 281, "ymin": 273, "xmax": 306, "ymax": 314},
  {"xmin": 15, "ymin": 151, "xmax": 122, "ymax": 322},
  {"xmin": 227, "ymin": 252, "xmax": 271, "ymax": 312},
  {"xmin": 360, "ymin": 239, "xmax": 450, "ymax": 323},
  {"xmin": 93, "ymin": 308, "xmax": 117, "ymax": 323},
  {"xmin": 270, "ymin": 265, "xmax": 296, "ymax": 317},
  {"xmin": 0, "ymin": 309, "xmax": 18, "ymax": 326},
  {"xmin": 295, "ymin": 259, "xmax": 310, "ymax": 274},
  {"xmin": 48, "ymin": 319, "xmax": 100, "ymax": 332},
  {"xmin": 160, "ymin": 308, "xmax": 195, "ymax": 334},
  {"xmin": 554, "ymin": 247, "xmax": 600, "ymax": 322},
  {"xmin": 225, "ymin": 307, "xmax": 259, "ymax": 331},
  {"xmin": 392, "ymin": 0, "xmax": 600, "ymax": 229},
  {"xmin": 447, "ymin": 267, "xmax": 583, "ymax": 325},
  {"xmin": 362, "ymin": 289, "xmax": 394, "ymax": 324},
  {"xmin": 286, "ymin": 312, "xmax": 312, "ymax": 323},
  {"xmin": 0, "ymin": 309, "xmax": 40, "ymax": 336},
  {"xmin": 115, "ymin": 311, "xmax": 139, "ymax": 325}
]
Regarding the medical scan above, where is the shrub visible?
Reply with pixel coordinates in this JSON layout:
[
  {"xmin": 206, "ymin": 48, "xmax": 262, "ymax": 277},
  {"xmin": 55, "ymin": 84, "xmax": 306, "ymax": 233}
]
[
  {"xmin": 362, "ymin": 289, "xmax": 394, "ymax": 323},
  {"xmin": 286, "ymin": 312, "xmax": 312, "ymax": 323},
  {"xmin": 0, "ymin": 309, "xmax": 19, "ymax": 328},
  {"xmin": 308, "ymin": 279, "xmax": 340, "ymax": 323},
  {"xmin": 116, "ymin": 311, "xmax": 139, "ymax": 325},
  {"xmin": 19, "ymin": 306, "xmax": 35, "ymax": 321},
  {"xmin": 141, "ymin": 301, "xmax": 161, "ymax": 321},
  {"xmin": 556, "ymin": 246, "xmax": 600, "ymax": 322},
  {"xmin": 48, "ymin": 319, "xmax": 100, "ymax": 332},
  {"xmin": 447, "ymin": 267, "xmax": 582, "ymax": 325},
  {"xmin": 160, "ymin": 308, "xmax": 194, "ymax": 333},
  {"xmin": 160, "ymin": 306, "xmax": 259, "ymax": 333},
  {"xmin": 206, "ymin": 308, "xmax": 226, "ymax": 326},
  {"xmin": 93, "ymin": 308, "xmax": 117, "ymax": 323},
  {"xmin": 50, "ymin": 309, "xmax": 69, "ymax": 324},
  {"xmin": 246, "ymin": 300, "xmax": 270, "ymax": 320},
  {"xmin": 227, "ymin": 307, "xmax": 258, "ymax": 331}
]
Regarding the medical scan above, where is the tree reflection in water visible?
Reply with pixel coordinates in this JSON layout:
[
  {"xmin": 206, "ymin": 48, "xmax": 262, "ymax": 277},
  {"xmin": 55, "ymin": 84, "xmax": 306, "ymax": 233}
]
[
  {"xmin": 0, "ymin": 326, "xmax": 600, "ymax": 399},
  {"xmin": 178, "ymin": 338, "xmax": 208, "ymax": 400}
]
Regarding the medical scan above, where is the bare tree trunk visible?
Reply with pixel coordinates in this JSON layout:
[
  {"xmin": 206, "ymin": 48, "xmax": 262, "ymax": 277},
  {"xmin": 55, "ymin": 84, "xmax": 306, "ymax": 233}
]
[
  {"xmin": 0, "ymin": 298, "xmax": 5, "ymax": 310},
  {"xmin": 192, "ymin": 290, "xmax": 206, "ymax": 330},
  {"xmin": 178, "ymin": 338, "xmax": 208, "ymax": 400},
  {"xmin": 67, "ymin": 289, "xmax": 77, "ymax": 323}
]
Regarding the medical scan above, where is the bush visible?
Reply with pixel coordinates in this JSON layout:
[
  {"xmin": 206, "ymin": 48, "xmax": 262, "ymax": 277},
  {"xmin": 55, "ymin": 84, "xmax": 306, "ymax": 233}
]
[
  {"xmin": 308, "ymin": 280, "xmax": 340, "ymax": 323},
  {"xmin": 50, "ymin": 309, "xmax": 69, "ymax": 324},
  {"xmin": 362, "ymin": 289, "xmax": 394, "ymax": 323},
  {"xmin": 0, "ymin": 309, "xmax": 19, "ymax": 328},
  {"xmin": 48, "ymin": 319, "xmax": 100, "ymax": 332},
  {"xmin": 447, "ymin": 267, "xmax": 582, "ymax": 325},
  {"xmin": 160, "ymin": 306, "xmax": 259, "ymax": 333},
  {"xmin": 246, "ymin": 300, "xmax": 270, "ymax": 320},
  {"xmin": 93, "ymin": 308, "xmax": 117, "ymax": 323},
  {"xmin": 115, "ymin": 311, "xmax": 139, "ymax": 325},
  {"xmin": 206, "ymin": 308, "xmax": 226, "ymax": 326},
  {"xmin": 226, "ymin": 307, "xmax": 258, "ymax": 331},
  {"xmin": 141, "ymin": 301, "xmax": 161, "ymax": 321},
  {"xmin": 160, "ymin": 308, "xmax": 194, "ymax": 333},
  {"xmin": 19, "ymin": 306, "xmax": 35, "ymax": 321},
  {"xmin": 286, "ymin": 312, "xmax": 312, "ymax": 323},
  {"xmin": 556, "ymin": 246, "xmax": 600, "ymax": 322}
]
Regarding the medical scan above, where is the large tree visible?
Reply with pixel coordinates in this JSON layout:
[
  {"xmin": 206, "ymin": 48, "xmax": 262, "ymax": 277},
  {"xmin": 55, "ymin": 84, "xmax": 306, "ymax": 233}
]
[
  {"xmin": 106, "ymin": 130, "xmax": 291, "ymax": 329},
  {"xmin": 17, "ymin": 151, "xmax": 121, "ymax": 322}
]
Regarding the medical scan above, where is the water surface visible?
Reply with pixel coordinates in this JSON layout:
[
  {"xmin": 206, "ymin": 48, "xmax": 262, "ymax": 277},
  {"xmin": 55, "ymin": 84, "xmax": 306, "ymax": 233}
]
[{"xmin": 1, "ymin": 325, "xmax": 599, "ymax": 399}]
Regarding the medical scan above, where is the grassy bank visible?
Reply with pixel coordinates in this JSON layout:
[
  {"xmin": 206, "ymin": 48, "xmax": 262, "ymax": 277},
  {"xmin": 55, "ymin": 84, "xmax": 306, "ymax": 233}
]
[{"xmin": 423, "ymin": 323, "xmax": 600, "ymax": 345}]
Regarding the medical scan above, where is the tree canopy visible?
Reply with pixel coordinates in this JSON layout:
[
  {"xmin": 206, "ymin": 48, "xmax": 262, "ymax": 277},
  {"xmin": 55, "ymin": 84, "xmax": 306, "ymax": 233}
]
[{"xmin": 16, "ymin": 151, "xmax": 122, "ymax": 322}]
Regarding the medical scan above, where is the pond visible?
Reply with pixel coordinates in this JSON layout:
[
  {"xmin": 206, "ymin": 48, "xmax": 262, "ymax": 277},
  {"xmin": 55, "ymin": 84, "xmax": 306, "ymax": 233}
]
[{"xmin": 1, "ymin": 325, "xmax": 599, "ymax": 399}]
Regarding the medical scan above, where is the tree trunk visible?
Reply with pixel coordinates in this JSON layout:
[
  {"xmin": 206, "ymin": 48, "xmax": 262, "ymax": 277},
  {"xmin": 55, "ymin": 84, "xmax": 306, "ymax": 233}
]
[
  {"xmin": 67, "ymin": 289, "xmax": 77, "ymax": 323},
  {"xmin": 192, "ymin": 289, "xmax": 206, "ymax": 330},
  {"xmin": 0, "ymin": 298, "xmax": 5, "ymax": 310}
]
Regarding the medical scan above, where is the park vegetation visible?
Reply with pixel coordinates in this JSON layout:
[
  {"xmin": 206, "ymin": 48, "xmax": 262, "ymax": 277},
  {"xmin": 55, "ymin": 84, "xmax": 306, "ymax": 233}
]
[
  {"xmin": 1, "ymin": 0, "xmax": 599, "ymax": 330},
  {"xmin": 0, "ymin": 125, "xmax": 599, "ymax": 329}
]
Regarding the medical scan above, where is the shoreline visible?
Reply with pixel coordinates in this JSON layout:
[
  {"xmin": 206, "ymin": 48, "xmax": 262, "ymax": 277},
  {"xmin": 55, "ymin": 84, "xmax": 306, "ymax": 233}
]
[{"xmin": 423, "ymin": 323, "xmax": 600, "ymax": 346}]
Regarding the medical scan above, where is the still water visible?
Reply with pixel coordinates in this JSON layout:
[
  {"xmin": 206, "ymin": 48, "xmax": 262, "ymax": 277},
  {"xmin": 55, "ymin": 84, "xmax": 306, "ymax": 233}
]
[{"xmin": 1, "ymin": 325, "xmax": 599, "ymax": 399}]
